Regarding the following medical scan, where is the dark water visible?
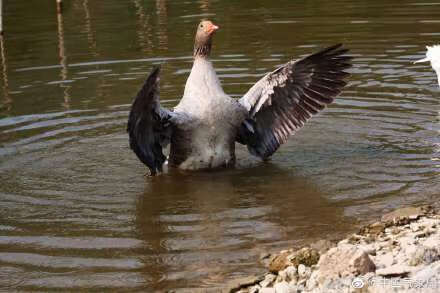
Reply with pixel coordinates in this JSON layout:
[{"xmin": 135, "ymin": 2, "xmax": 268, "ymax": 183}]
[{"xmin": 1, "ymin": 0, "xmax": 440, "ymax": 291}]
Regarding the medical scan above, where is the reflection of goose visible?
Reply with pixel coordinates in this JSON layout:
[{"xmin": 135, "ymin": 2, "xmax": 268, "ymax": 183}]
[
  {"xmin": 56, "ymin": 6, "xmax": 70, "ymax": 109},
  {"xmin": 135, "ymin": 165, "xmax": 354, "ymax": 287},
  {"xmin": 127, "ymin": 20, "xmax": 352, "ymax": 175},
  {"xmin": 0, "ymin": 35, "xmax": 11, "ymax": 111},
  {"xmin": 414, "ymin": 45, "xmax": 440, "ymax": 87}
]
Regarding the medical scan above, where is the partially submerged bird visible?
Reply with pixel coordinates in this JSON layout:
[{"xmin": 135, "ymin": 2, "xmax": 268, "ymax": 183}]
[
  {"xmin": 127, "ymin": 20, "xmax": 352, "ymax": 175},
  {"xmin": 414, "ymin": 45, "xmax": 440, "ymax": 87}
]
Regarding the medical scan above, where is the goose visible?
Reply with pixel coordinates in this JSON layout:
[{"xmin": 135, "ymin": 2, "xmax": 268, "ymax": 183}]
[
  {"xmin": 127, "ymin": 20, "xmax": 352, "ymax": 175},
  {"xmin": 414, "ymin": 45, "xmax": 440, "ymax": 87}
]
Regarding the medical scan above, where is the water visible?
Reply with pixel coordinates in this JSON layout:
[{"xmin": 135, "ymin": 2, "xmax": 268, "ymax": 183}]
[{"xmin": 1, "ymin": 0, "xmax": 440, "ymax": 291}]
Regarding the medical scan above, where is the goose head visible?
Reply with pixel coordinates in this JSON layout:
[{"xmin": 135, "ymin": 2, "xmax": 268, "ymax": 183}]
[{"xmin": 193, "ymin": 20, "xmax": 219, "ymax": 58}]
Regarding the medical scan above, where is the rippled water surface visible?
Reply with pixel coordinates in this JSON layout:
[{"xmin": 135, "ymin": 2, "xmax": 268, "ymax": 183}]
[{"xmin": 1, "ymin": 0, "xmax": 440, "ymax": 291}]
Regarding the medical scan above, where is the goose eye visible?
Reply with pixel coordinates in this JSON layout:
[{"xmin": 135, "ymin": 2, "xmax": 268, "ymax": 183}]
[{"xmin": 200, "ymin": 24, "xmax": 204, "ymax": 28}]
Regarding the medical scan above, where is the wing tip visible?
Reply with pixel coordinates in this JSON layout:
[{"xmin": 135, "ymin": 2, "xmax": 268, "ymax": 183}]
[
  {"xmin": 328, "ymin": 43, "xmax": 343, "ymax": 51},
  {"xmin": 152, "ymin": 65, "xmax": 161, "ymax": 75},
  {"xmin": 127, "ymin": 65, "xmax": 168, "ymax": 176},
  {"xmin": 318, "ymin": 43, "xmax": 352, "ymax": 59}
]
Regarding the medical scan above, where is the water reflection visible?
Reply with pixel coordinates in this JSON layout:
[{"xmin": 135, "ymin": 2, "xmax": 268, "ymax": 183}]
[
  {"xmin": 56, "ymin": 8, "xmax": 70, "ymax": 109},
  {"xmin": 199, "ymin": 0, "xmax": 211, "ymax": 14},
  {"xmin": 0, "ymin": 35, "xmax": 10, "ymax": 113},
  {"xmin": 135, "ymin": 165, "xmax": 351, "ymax": 288},
  {"xmin": 82, "ymin": 0, "xmax": 98, "ymax": 57},
  {"xmin": 56, "ymin": 0, "xmax": 63, "ymax": 14},
  {"xmin": 156, "ymin": 0, "xmax": 168, "ymax": 50},
  {"xmin": 133, "ymin": 0, "xmax": 153, "ymax": 54}
]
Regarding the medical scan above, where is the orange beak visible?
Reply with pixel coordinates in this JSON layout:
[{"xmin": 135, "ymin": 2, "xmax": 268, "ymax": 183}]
[{"xmin": 208, "ymin": 23, "xmax": 219, "ymax": 34}]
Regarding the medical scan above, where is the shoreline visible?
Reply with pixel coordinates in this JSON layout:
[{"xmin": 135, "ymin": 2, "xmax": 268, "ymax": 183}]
[{"xmin": 228, "ymin": 205, "xmax": 440, "ymax": 293}]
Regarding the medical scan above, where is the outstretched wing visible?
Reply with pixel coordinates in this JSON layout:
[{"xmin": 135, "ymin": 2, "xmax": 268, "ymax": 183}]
[
  {"xmin": 237, "ymin": 44, "xmax": 352, "ymax": 159},
  {"xmin": 127, "ymin": 66, "xmax": 173, "ymax": 176}
]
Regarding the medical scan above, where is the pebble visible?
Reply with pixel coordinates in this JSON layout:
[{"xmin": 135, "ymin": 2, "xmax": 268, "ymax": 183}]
[
  {"xmin": 423, "ymin": 237, "xmax": 440, "ymax": 249},
  {"xmin": 288, "ymin": 283, "xmax": 299, "ymax": 292},
  {"xmin": 297, "ymin": 264, "xmax": 306, "ymax": 277},
  {"xmin": 412, "ymin": 262, "xmax": 440, "ymax": 280},
  {"xmin": 338, "ymin": 239, "xmax": 349, "ymax": 245},
  {"xmin": 380, "ymin": 253, "xmax": 394, "ymax": 267},
  {"xmin": 278, "ymin": 269, "xmax": 287, "ymax": 282},
  {"xmin": 409, "ymin": 246, "xmax": 440, "ymax": 266},
  {"xmin": 260, "ymin": 273, "xmax": 276, "ymax": 288},
  {"xmin": 260, "ymin": 252, "xmax": 271, "ymax": 260},
  {"xmin": 249, "ymin": 285, "xmax": 261, "ymax": 293},
  {"xmin": 274, "ymin": 281, "xmax": 291, "ymax": 293},
  {"xmin": 230, "ymin": 207, "xmax": 440, "ymax": 293},
  {"xmin": 361, "ymin": 244, "xmax": 376, "ymax": 256},
  {"xmin": 410, "ymin": 223, "xmax": 421, "ymax": 232},
  {"xmin": 297, "ymin": 278, "xmax": 307, "ymax": 286},
  {"xmin": 284, "ymin": 266, "xmax": 297, "ymax": 281}
]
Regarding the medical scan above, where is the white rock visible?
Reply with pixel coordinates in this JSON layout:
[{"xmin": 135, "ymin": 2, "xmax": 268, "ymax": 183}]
[
  {"xmin": 242, "ymin": 214, "xmax": 440, "ymax": 293},
  {"xmin": 274, "ymin": 281, "xmax": 291, "ymax": 293},
  {"xmin": 297, "ymin": 278, "xmax": 307, "ymax": 286},
  {"xmin": 376, "ymin": 242, "xmax": 387, "ymax": 251},
  {"xmin": 403, "ymin": 244, "xmax": 417, "ymax": 258},
  {"xmin": 278, "ymin": 269, "xmax": 287, "ymax": 281},
  {"xmin": 410, "ymin": 223, "xmax": 421, "ymax": 232},
  {"xmin": 380, "ymin": 236, "xmax": 390, "ymax": 242},
  {"xmin": 284, "ymin": 266, "xmax": 297, "ymax": 281},
  {"xmin": 427, "ymin": 219, "xmax": 437, "ymax": 228},
  {"xmin": 249, "ymin": 285, "xmax": 261, "ymax": 293},
  {"xmin": 412, "ymin": 261, "xmax": 440, "ymax": 280},
  {"xmin": 338, "ymin": 239, "xmax": 349, "ymax": 246},
  {"xmin": 376, "ymin": 264, "xmax": 414, "ymax": 276},
  {"xmin": 312, "ymin": 245, "xmax": 376, "ymax": 285},
  {"xmin": 297, "ymin": 264, "xmax": 306, "ymax": 277},
  {"xmin": 260, "ymin": 273, "xmax": 277, "ymax": 288},
  {"xmin": 305, "ymin": 271, "xmax": 319, "ymax": 290},
  {"xmin": 409, "ymin": 246, "xmax": 440, "ymax": 266},
  {"xmin": 288, "ymin": 283, "xmax": 299, "ymax": 292},
  {"xmin": 304, "ymin": 267, "xmax": 312, "ymax": 279},
  {"xmin": 360, "ymin": 244, "xmax": 376, "ymax": 256},
  {"xmin": 379, "ymin": 252, "xmax": 395, "ymax": 267},
  {"xmin": 423, "ymin": 237, "xmax": 440, "ymax": 249}
]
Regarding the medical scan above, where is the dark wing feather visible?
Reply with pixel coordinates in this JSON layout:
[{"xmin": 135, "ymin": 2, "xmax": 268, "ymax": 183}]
[
  {"xmin": 127, "ymin": 66, "xmax": 173, "ymax": 176},
  {"xmin": 237, "ymin": 44, "xmax": 352, "ymax": 159}
]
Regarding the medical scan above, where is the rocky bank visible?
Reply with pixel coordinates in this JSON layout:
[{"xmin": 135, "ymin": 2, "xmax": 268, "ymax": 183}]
[{"xmin": 228, "ymin": 205, "xmax": 440, "ymax": 293}]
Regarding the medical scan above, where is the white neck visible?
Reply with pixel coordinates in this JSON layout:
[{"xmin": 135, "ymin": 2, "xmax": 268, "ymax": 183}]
[{"xmin": 183, "ymin": 57, "xmax": 224, "ymax": 98}]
